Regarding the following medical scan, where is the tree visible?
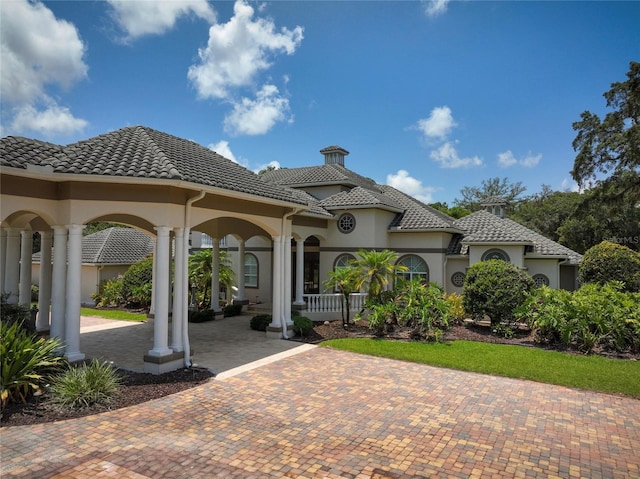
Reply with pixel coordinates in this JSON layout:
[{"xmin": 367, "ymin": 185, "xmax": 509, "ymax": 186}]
[
  {"xmin": 571, "ymin": 61, "xmax": 640, "ymax": 205},
  {"xmin": 578, "ymin": 241, "xmax": 640, "ymax": 292},
  {"xmin": 429, "ymin": 202, "xmax": 471, "ymax": 219},
  {"xmin": 188, "ymin": 249, "xmax": 235, "ymax": 308},
  {"xmin": 352, "ymin": 249, "xmax": 406, "ymax": 304},
  {"xmin": 454, "ymin": 177, "xmax": 526, "ymax": 212},
  {"xmin": 324, "ymin": 267, "xmax": 358, "ymax": 328}
]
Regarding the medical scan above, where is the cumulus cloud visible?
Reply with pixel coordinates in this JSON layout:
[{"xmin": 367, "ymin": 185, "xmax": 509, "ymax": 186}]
[
  {"xmin": 561, "ymin": 178, "xmax": 581, "ymax": 193},
  {"xmin": 422, "ymin": 0, "xmax": 451, "ymax": 18},
  {"xmin": 415, "ymin": 106, "xmax": 457, "ymax": 141},
  {"xmin": 0, "ymin": 0, "xmax": 88, "ymax": 136},
  {"xmin": 430, "ymin": 142, "xmax": 483, "ymax": 169},
  {"xmin": 188, "ymin": 0, "xmax": 303, "ymax": 100},
  {"xmin": 209, "ymin": 140, "xmax": 238, "ymax": 163},
  {"xmin": 107, "ymin": 0, "xmax": 216, "ymax": 41},
  {"xmin": 497, "ymin": 150, "xmax": 542, "ymax": 168},
  {"xmin": 386, "ymin": 170, "xmax": 437, "ymax": 204},
  {"xmin": 253, "ymin": 160, "xmax": 281, "ymax": 174},
  {"xmin": 224, "ymin": 84, "xmax": 292, "ymax": 136}
]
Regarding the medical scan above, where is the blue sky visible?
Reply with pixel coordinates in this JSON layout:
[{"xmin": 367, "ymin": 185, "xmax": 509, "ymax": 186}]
[{"xmin": 1, "ymin": 1, "xmax": 638, "ymax": 205}]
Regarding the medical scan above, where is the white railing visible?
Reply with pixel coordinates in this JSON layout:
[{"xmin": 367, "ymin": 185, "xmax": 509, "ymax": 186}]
[{"xmin": 303, "ymin": 293, "xmax": 367, "ymax": 313}]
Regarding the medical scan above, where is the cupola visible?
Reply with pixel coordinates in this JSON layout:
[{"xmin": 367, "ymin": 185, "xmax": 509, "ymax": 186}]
[
  {"xmin": 320, "ymin": 145, "xmax": 349, "ymax": 166},
  {"xmin": 480, "ymin": 196, "xmax": 508, "ymax": 218}
]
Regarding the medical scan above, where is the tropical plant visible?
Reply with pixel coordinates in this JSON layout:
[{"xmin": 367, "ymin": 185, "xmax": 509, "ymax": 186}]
[
  {"xmin": 50, "ymin": 360, "xmax": 123, "ymax": 410},
  {"xmin": 250, "ymin": 314, "xmax": 272, "ymax": 332},
  {"xmin": 579, "ymin": 241, "xmax": 640, "ymax": 292},
  {"xmin": 324, "ymin": 266, "xmax": 358, "ymax": 328},
  {"xmin": 92, "ymin": 276, "xmax": 125, "ymax": 307},
  {"xmin": 293, "ymin": 316, "xmax": 313, "ymax": 337},
  {"xmin": 445, "ymin": 292, "xmax": 466, "ymax": 324},
  {"xmin": 1, "ymin": 320, "xmax": 65, "ymax": 408},
  {"xmin": 122, "ymin": 255, "xmax": 154, "ymax": 307},
  {"xmin": 189, "ymin": 249, "xmax": 235, "ymax": 309},
  {"xmin": 394, "ymin": 280, "xmax": 451, "ymax": 341},
  {"xmin": 351, "ymin": 249, "xmax": 406, "ymax": 305}
]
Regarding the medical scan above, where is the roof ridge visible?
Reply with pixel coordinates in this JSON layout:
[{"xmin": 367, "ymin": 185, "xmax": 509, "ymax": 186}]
[{"xmin": 95, "ymin": 227, "xmax": 115, "ymax": 263}]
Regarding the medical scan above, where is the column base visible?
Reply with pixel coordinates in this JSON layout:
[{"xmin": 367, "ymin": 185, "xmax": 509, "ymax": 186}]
[
  {"xmin": 143, "ymin": 351, "xmax": 185, "ymax": 374},
  {"xmin": 66, "ymin": 352, "xmax": 86, "ymax": 363},
  {"xmin": 147, "ymin": 347, "xmax": 173, "ymax": 357},
  {"xmin": 266, "ymin": 325, "xmax": 295, "ymax": 339}
]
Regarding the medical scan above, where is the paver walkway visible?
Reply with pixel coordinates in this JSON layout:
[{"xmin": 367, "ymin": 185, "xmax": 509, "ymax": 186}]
[{"xmin": 2, "ymin": 348, "xmax": 639, "ymax": 478}]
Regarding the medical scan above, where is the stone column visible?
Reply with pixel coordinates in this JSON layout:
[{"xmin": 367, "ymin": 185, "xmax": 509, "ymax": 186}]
[
  {"xmin": 284, "ymin": 236, "xmax": 293, "ymax": 326},
  {"xmin": 37, "ymin": 231, "xmax": 53, "ymax": 331},
  {"xmin": 149, "ymin": 245, "xmax": 157, "ymax": 316},
  {"xmin": 171, "ymin": 228, "xmax": 184, "ymax": 352},
  {"xmin": 211, "ymin": 238, "xmax": 221, "ymax": 312},
  {"xmin": 50, "ymin": 226, "xmax": 67, "ymax": 340},
  {"xmin": 0, "ymin": 228, "xmax": 6, "ymax": 295},
  {"xmin": 294, "ymin": 238, "xmax": 305, "ymax": 305},
  {"xmin": 4, "ymin": 228, "xmax": 21, "ymax": 304},
  {"xmin": 148, "ymin": 226, "xmax": 173, "ymax": 357},
  {"xmin": 64, "ymin": 224, "xmax": 85, "ymax": 362},
  {"xmin": 18, "ymin": 230, "xmax": 33, "ymax": 306},
  {"xmin": 235, "ymin": 238, "xmax": 246, "ymax": 302},
  {"xmin": 269, "ymin": 236, "xmax": 284, "ymax": 335}
]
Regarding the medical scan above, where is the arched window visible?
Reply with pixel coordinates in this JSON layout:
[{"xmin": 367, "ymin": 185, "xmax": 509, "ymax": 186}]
[
  {"xmin": 396, "ymin": 255, "xmax": 429, "ymax": 283},
  {"xmin": 334, "ymin": 253, "xmax": 355, "ymax": 270},
  {"xmin": 244, "ymin": 253, "xmax": 258, "ymax": 288},
  {"xmin": 532, "ymin": 274, "xmax": 550, "ymax": 287},
  {"xmin": 481, "ymin": 248, "xmax": 510, "ymax": 262}
]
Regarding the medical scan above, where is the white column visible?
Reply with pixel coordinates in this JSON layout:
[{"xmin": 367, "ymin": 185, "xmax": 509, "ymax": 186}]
[
  {"xmin": 284, "ymin": 236, "xmax": 293, "ymax": 326},
  {"xmin": 270, "ymin": 236, "xmax": 283, "ymax": 329},
  {"xmin": 37, "ymin": 231, "xmax": 53, "ymax": 331},
  {"xmin": 171, "ymin": 228, "xmax": 184, "ymax": 352},
  {"xmin": 211, "ymin": 238, "xmax": 221, "ymax": 312},
  {"xmin": 294, "ymin": 238, "xmax": 305, "ymax": 305},
  {"xmin": 4, "ymin": 228, "xmax": 21, "ymax": 304},
  {"xmin": 235, "ymin": 238, "xmax": 246, "ymax": 302},
  {"xmin": 64, "ymin": 224, "xmax": 85, "ymax": 362},
  {"xmin": 18, "ymin": 230, "xmax": 33, "ymax": 306},
  {"xmin": 149, "ymin": 246, "xmax": 157, "ymax": 316},
  {"xmin": 149, "ymin": 226, "xmax": 173, "ymax": 357},
  {"xmin": 50, "ymin": 226, "xmax": 67, "ymax": 340},
  {"xmin": 0, "ymin": 228, "xmax": 6, "ymax": 295}
]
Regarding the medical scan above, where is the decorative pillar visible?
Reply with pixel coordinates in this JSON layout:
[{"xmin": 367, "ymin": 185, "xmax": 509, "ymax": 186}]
[
  {"xmin": 18, "ymin": 230, "xmax": 33, "ymax": 306},
  {"xmin": 148, "ymin": 226, "xmax": 173, "ymax": 357},
  {"xmin": 64, "ymin": 224, "xmax": 85, "ymax": 362},
  {"xmin": 50, "ymin": 226, "xmax": 67, "ymax": 340},
  {"xmin": 37, "ymin": 231, "xmax": 53, "ymax": 331},
  {"xmin": 149, "ymin": 245, "xmax": 157, "ymax": 316},
  {"xmin": 210, "ymin": 238, "xmax": 221, "ymax": 312},
  {"xmin": 0, "ymin": 228, "xmax": 6, "ymax": 295},
  {"xmin": 4, "ymin": 228, "xmax": 21, "ymax": 304},
  {"xmin": 171, "ymin": 228, "xmax": 184, "ymax": 351},
  {"xmin": 235, "ymin": 238, "xmax": 246, "ymax": 302},
  {"xmin": 283, "ymin": 236, "xmax": 293, "ymax": 326},
  {"xmin": 294, "ymin": 238, "xmax": 305, "ymax": 305},
  {"xmin": 270, "ymin": 236, "xmax": 283, "ymax": 331}
]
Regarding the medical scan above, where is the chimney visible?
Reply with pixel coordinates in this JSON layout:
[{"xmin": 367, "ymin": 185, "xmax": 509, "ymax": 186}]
[{"xmin": 320, "ymin": 145, "xmax": 349, "ymax": 166}]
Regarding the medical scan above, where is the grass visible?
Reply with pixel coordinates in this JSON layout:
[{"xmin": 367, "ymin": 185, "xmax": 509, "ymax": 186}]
[
  {"xmin": 321, "ymin": 338, "xmax": 640, "ymax": 398},
  {"xmin": 80, "ymin": 307, "xmax": 147, "ymax": 322}
]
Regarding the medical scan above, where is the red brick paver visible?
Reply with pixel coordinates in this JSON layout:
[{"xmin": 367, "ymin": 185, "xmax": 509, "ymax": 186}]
[{"xmin": 2, "ymin": 348, "xmax": 639, "ymax": 478}]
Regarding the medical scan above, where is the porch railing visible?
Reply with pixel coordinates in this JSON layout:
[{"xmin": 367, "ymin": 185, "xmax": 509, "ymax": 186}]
[{"xmin": 302, "ymin": 293, "xmax": 367, "ymax": 314}]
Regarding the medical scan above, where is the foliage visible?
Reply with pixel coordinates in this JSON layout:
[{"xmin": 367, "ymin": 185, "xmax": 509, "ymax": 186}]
[
  {"xmin": 429, "ymin": 202, "xmax": 471, "ymax": 219},
  {"xmin": 463, "ymin": 260, "xmax": 534, "ymax": 325},
  {"xmin": 351, "ymin": 249, "xmax": 406, "ymax": 305},
  {"xmin": 189, "ymin": 249, "xmax": 235, "ymax": 309},
  {"xmin": 321, "ymin": 339, "xmax": 640, "ymax": 398},
  {"xmin": 80, "ymin": 307, "xmax": 146, "ymax": 322},
  {"xmin": 222, "ymin": 304, "xmax": 242, "ymax": 317},
  {"xmin": 92, "ymin": 276, "xmax": 125, "ymax": 307},
  {"xmin": 445, "ymin": 292, "xmax": 466, "ymax": 325},
  {"xmin": 31, "ymin": 284, "xmax": 39, "ymax": 302},
  {"xmin": 50, "ymin": 360, "xmax": 123, "ymax": 410},
  {"xmin": 250, "ymin": 314, "xmax": 272, "ymax": 332},
  {"xmin": 454, "ymin": 177, "xmax": 526, "ymax": 212},
  {"xmin": 121, "ymin": 256, "xmax": 154, "ymax": 308},
  {"xmin": 293, "ymin": 316, "xmax": 313, "ymax": 337},
  {"xmin": 188, "ymin": 309, "xmax": 216, "ymax": 323},
  {"xmin": 572, "ymin": 61, "xmax": 640, "ymax": 206},
  {"xmin": 324, "ymin": 266, "xmax": 358, "ymax": 328},
  {"xmin": 1, "ymin": 295, "xmax": 30, "ymax": 328},
  {"xmin": 83, "ymin": 222, "xmax": 122, "ymax": 236},
  {"xmin": 578, "ymin": 241, "xmax": 640, "ymax": 292},
  {"xmin": 1, "ymin": 320, "xmax": 65, "ymax": 408},
  {"xmin": 516, "ymin": 283, "xmax": 640, "ymax": 354}
]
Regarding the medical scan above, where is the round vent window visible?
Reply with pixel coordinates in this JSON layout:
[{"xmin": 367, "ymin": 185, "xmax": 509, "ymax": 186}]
[
  {"xmin": 337, "ymin": 213, "xmax": 356, "ymax": 234},
  {"xmin": 451, "ymin": 272, "xmax": 465, "ymax": 287}
]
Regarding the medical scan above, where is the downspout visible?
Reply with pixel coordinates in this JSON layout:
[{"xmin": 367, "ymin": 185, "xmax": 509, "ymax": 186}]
[
  {"xmin": 183, "ymin": 190, "xmax": 206, "ymax": 367},
  {"xmin": 280, "ymin": 207, "xmax": 305, "ymax": 339}
]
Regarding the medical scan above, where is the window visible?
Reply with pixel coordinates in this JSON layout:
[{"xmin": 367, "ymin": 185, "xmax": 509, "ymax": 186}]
[
  {"xmin": 244, "ymin": 253, "xmax": 258, "ymax": 288},
  {"xmin": 451, "ymin": 272, "xmax": 465, "ymax": 287},
  {"xmin": 532, "ymin": 274, "xmax": 549, "ymax": 287},
  {"xmin": 481, "ymin": 248, "xmax": 510, "ymax": 262},
  {"xmin": 396, "ymin": 255, "xmax": 429, "ymax": 283},
  {"xmin": 337, "ymin": 213, "xmax": 356, "ymax": 233},
  {"xmin": 334, "ymin": 253, "xmax": 355, "ymax": 270}
]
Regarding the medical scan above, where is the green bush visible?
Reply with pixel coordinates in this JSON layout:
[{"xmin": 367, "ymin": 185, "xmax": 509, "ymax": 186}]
[
  {"xmin": 188, "ymin": 309, "xmax": 216, "ymax": 323},
  {"xmin": 445, "ymin": 292, "xmax": 466, "ymax": 325},
  {"xmin": 250, "ymin": 314, "xmax": 272, "ymax": 331},
  {"xmin": 293, "ymin": 316, "xmax": 313, "ymax": 336},
  {"xmin": 122, "ymin": 256, "xmax": 154, "ymax": 307},
  {"xmin": 93, "ymin": 276, "xmax": 125, "ymax": 307},
  {"xmin": 223, "ymin": 304, "xmax": 242, "ymax": 317},
  {"xmin": 31, "ymin": 284, "xmax": 39, "ymax": 302},
  {"xmin": 579, "ymin": 241, "xmax": 640, "ymax": 292},
  {"xmin": 50, "ymin": 360, "xmax": 123, "ymax": 410},
  {"xmin": 1, "ymin": 294, "xmax": 30, "ymax": 327},
  {"xmin": 1, "ymin": 320, "xmax": 65, "ymax": 408},
  {"xmin": 463, "ymin": 260, "xmax": 534, "ymax": 325}
]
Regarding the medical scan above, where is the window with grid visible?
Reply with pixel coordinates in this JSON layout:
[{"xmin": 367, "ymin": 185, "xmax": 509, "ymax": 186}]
[{"xmin": 244, "ymin": 253, "xmax": 258, "ymax": 288}]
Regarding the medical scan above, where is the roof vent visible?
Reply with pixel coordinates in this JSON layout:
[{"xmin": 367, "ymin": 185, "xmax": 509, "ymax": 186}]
[{"xmin": 320, "ymin": 145, "xmax": 349, "ymax": 166}]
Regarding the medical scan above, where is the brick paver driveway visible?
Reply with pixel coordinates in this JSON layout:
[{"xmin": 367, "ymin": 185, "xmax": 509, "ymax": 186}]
[{"xmin": 2, "ymin": 347, "xmax": 639, "ymax": 478}]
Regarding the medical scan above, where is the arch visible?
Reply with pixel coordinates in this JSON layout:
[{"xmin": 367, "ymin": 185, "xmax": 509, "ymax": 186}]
[
  {"xmin": 194, "ymin": 216, "xmax": 271, "ymax": 242},
  {"xmin": 2, "ymin": 209, "xmax": 56, "ymax": 230},
  {"xmin": 87, "ymin": 214, "xmax": 157, "ymax": 236},
  {"xmin": 396, "ymin": 254, "xmax": 429, "ymax": 283},
  {"xmin": 244, "ymin": 253, "xmax": 259, "ymax": 288},
  {"xmin": 334, "ymin": 253, "xmax": 356, "ymax": 269},
  {"xmin": 481, "ymin": 248, "xmax": 510, "ymax": 262}
]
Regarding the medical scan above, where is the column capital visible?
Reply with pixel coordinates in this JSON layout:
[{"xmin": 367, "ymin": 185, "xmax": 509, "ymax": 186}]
[
  {"xmin": 154, "ymin": 225, "xmax": 173, "ymax": 236},
  {"xmin": 66, "ymin": 224, "xmax": 86, "ymax": 234},
  {"xmin": 52, "ymin": 225, "xmax": 68, "ymax": 234}
]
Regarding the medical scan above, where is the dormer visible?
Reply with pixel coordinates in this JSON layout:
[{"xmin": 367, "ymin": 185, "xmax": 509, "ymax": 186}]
[
  {"xmin": 320, "ymin": 145, "xmax": 349, "ymax": 166},
  {"xmin": 480, "ymin": 195, "xmax": 508, "ymax": 218}
]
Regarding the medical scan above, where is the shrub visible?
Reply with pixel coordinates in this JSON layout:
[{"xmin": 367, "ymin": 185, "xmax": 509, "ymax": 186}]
[
  {"xmin": 223, "ymin": 304, "xmax": 242, "ymax": 317},
  {"xmin": 188, "ymin": 309, "xmax": 216, "ymax": 323},
  {"xmin": 1, "ymin": 294, "xmax": 30, "ymax": 327},
  {"xmin": 30, "ymin": 284, "xmax": 39, "ymax": 302},
  {"xmin": 50, "ymin": 360, "xmax": 123, "ymax": 410},
  {"xmin": 394, "ymin": 280, "xmax": 451, "ymax": 341},
  {"xmin": 250, "ymin": 314, "xmax": 272, "ymax": 331},
  {"xmin": 93, "ymin": 276, "xmax": 125, "ymax": 307},
  {"xmin": 293, "ymin": 316, "xmax": 313, "ymax": 336},
  {"xmin": 579, "ymin": 241, "xmax": 640, "ymax": 292},
  {"xmin": 445, "ymin": 293, "xmax": 466, "ymax": 325},
  {"xmin": 463, "ymin": 259, "xmax": 534, "ymax": 325},
  {"xmin": 122, "ymin": 256, "xmax": 153, "ymax": 306},
  {"xmin": 1, "ymin": 320, "xmax": 65, "ymax": 408}
]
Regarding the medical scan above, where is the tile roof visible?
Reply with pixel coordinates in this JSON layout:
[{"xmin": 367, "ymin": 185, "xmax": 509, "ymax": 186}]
[
  {"xmin": 1, "ymin": 126, "xmax": 305, "ymax": 206},
  {"xmin": 382, "ymin": 186, "xmax": 458, "ymax": 230},
  {"xmin": 261, "ymin": 164, "xmax": 381, "ymax": 191},
  {"xmin": 317, "ymin": 187, "xmax": 404, "ymax": 211}
]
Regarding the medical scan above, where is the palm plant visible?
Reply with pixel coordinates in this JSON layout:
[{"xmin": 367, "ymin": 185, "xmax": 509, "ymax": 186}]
[
  {"xmin": 188, "ymin": 249, "xmax": 235, "ymax": 308},
  {"xmin": 324, "ymin": 266, "xmax": 358, "ymax": 328},
  {"xmin": 352, "ymin": 249, "xmax": 407, "ymax": 305}
]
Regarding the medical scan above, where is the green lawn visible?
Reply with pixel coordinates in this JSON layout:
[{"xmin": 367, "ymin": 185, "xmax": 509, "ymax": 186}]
[
  {"xmin": 321, "ymin": 338, "xmax": 640, "ymax": 398},
  {"xmin": 80, "ymin": 307, "xmax": 147, "ymax": 322}
]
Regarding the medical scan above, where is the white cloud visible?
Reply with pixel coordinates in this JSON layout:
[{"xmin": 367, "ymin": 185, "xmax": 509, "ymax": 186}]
[
  {"xmin": 430, "ymin": 142, "xmax": 483, "ymax": 169},
  {"xmin": 415, "ymin": 106, "xmax": 457, "ymax": 141},
  {"xmin": 209, "ymin": 140, "xmax": 238, "ymax": 163},
  {"xmin": 423, "ymin": 0, "xmax": 451, "ymax": 18},
  {"xmin": 561, "ymin": 178, "xmax": 581, "ymax": 193},
  {"xmin": 0, "ymin": 0, "xmax": 88, "ymax": 136},
  {"xmin": 188, "ymin": 0, "xmax": 303, "ymax": 100},
  {"xmin": 224, "ymin": 84, "xmax": 292, "ymax": 136},
  {"xmin": 107, "ymin": 0, "xmax": 216, "ymax": 41},
  {"xmin": 386, "ymin": 170, "xmax": 437, "ymax": 204},
  {"xmin": 253, "ymin": 160, "xmax": 281, "ymax": 174},
  {"xmin": 497, "ymin": 150, "xmax": 542, "ymax": 168}
]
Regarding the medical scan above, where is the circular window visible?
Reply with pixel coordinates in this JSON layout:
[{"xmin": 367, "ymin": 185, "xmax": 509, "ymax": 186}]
[
  {"xmin": 337, "ymin": 213, "xmax": 356, "ymax": 234},
  {"xmin": 532, "ymin": 274, "xmax": 550, "ymax": 287},
  {"xmin": 481, "ymin": 248, "xmax": 510, "ymax": 262},
  {"xmin": 451, "ymin": 272, "xmax": 465, "ymax": 287}
]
